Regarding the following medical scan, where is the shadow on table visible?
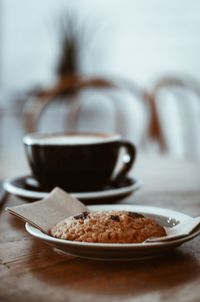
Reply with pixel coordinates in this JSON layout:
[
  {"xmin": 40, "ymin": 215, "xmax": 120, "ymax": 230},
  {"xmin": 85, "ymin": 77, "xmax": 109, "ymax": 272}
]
[{"xmin": 27, "ymin": 239, "xmax": 200, "ymax": 299}]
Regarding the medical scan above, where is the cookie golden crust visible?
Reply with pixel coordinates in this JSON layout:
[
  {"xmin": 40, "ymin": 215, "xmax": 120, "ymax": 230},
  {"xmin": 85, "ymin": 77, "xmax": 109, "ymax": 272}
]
[{"xmin": 50, "ymin": 211, "xmax": 166, "ymax": 243}]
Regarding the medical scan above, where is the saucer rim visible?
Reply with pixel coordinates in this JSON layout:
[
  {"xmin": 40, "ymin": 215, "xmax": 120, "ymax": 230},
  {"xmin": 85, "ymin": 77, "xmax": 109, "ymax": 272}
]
[{"xmin": 4, "ymin": 175, "xmax": 142, "ymax": 200}]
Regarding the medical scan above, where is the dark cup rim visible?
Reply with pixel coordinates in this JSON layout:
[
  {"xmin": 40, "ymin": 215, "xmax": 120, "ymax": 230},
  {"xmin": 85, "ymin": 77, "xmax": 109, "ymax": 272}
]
[{"xmin": 23, "ymin": 132, "xmax": 121, "ymax": 146}]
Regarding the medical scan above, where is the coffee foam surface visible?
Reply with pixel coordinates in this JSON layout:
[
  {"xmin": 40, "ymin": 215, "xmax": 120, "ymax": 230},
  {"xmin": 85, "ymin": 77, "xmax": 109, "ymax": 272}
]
[{"xmin": 24, "ymin": 134, "xmax": 121, "ymax": 145}]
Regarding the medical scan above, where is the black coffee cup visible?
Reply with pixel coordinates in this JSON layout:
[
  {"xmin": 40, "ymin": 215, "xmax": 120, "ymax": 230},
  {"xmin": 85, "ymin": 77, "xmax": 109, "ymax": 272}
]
[{"xmin": 23, "ymin": 132, "xmax": 136, "ymax": 192}]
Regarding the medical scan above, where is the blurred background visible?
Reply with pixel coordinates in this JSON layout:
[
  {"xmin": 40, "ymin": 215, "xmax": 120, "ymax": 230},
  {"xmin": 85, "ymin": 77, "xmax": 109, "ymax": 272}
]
[{"xmin": 1, "ymin": 0, "xmax": 200, "ymax": 161}]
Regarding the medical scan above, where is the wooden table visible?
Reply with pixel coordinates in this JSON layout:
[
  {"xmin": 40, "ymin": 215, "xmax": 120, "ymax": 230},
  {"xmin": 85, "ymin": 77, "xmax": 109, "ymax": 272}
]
[{"xmin": 0, "ymin": 153, "xmax": 200, "ymax": 302}]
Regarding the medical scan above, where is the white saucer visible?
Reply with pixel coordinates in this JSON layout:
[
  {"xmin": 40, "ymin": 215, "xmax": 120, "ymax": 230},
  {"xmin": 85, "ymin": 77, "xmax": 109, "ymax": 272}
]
[
  {"xmin": 4, "ymin": 175, "xmax": 142, "ymax": 203},
  {"xmin": 25, "ymin": 204, "xmax": 200, "ymax": 261}
]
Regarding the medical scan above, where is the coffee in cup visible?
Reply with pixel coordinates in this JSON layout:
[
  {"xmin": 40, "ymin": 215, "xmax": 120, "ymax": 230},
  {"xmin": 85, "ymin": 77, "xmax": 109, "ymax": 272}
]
[{"xmin": 23, "ymin": 132, "xmax": 136, "ymax": 192}]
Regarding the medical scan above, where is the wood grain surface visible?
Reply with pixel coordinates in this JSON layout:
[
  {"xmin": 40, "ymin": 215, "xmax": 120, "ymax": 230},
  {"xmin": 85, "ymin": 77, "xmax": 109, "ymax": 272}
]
[{"xmin": 0, "ymin": 153, "xmax": 200, "ymax": 302}]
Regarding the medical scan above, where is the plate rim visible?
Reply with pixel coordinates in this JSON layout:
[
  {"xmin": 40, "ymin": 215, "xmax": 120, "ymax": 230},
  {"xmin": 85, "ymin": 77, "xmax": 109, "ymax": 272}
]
[
  {"xmin": 25, "ymin": 204, "xmax": 199, "ymax": 250},
  {"xmin": 4, "ymin": 175, "xmax": 142, "ymax": 200}
]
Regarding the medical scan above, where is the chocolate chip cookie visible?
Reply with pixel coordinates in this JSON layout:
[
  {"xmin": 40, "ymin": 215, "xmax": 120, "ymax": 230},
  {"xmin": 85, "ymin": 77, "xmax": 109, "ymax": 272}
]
[{"xmin": 50, "ymin": 210, "xmax": 166, "ymax": 243}]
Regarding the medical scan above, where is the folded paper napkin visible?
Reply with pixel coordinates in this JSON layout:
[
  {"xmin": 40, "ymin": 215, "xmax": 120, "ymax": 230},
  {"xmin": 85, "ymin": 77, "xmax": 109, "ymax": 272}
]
[
  {"xmin": 6, "ymin": 187, "xmax": 87, "ymax": 233},
  {"xmin": 147, "ymin": 216, "xmax": 200, "ymax": 242}
]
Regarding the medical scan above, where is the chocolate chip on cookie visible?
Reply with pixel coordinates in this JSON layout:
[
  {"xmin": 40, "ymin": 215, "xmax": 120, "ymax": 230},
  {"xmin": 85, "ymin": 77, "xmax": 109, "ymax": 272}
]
[
  {"xmin": 128, "ymin": 212, "xmax": 144, "ymax": 219},
  {"xmin": 74, "ymin": 211, "xmax": 89, "ymax": 220},
  {"xmin": 110, "ymin": 215, "xmax": 120, "ymax": 222}
]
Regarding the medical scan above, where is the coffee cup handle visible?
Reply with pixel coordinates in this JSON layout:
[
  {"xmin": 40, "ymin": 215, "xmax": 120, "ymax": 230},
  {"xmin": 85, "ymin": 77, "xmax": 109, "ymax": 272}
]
[{"xmin": 112, "ymin": 141, "xmax": 136, "ymax": 185}]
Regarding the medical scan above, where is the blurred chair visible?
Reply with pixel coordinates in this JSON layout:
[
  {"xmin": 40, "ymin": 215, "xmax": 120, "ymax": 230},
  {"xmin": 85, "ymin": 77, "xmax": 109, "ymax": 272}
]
[
  {"xmin": 147, "ymin": 74, "xmax": 200, "ymax": 158},
  {"xmin": 22, "ymin": 75, "xmax": 150, "ymax": 147}
]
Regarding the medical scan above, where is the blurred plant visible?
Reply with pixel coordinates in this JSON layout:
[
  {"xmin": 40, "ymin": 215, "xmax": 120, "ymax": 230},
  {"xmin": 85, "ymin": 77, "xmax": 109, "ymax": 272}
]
[
  {"xmin": 25, "ymin": 11, "xmax": 96, "ymax": 100},
  {"xmin": 56, "ymin": 11, "xmax": 91, "ymax": 80},
  {"xmin": 56, "ymin": 13, "xmax": 80, "ymax": 78}
]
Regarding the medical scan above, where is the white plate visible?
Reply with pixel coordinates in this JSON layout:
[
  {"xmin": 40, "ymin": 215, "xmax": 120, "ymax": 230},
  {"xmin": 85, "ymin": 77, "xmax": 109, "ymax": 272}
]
[
  {"xmin": 25, "ymin": 204, "xmax": 200, "ymax": 261},
  {"xmin": 4, "ymin": 175, "xmax": 142, "ymax": 203}
]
